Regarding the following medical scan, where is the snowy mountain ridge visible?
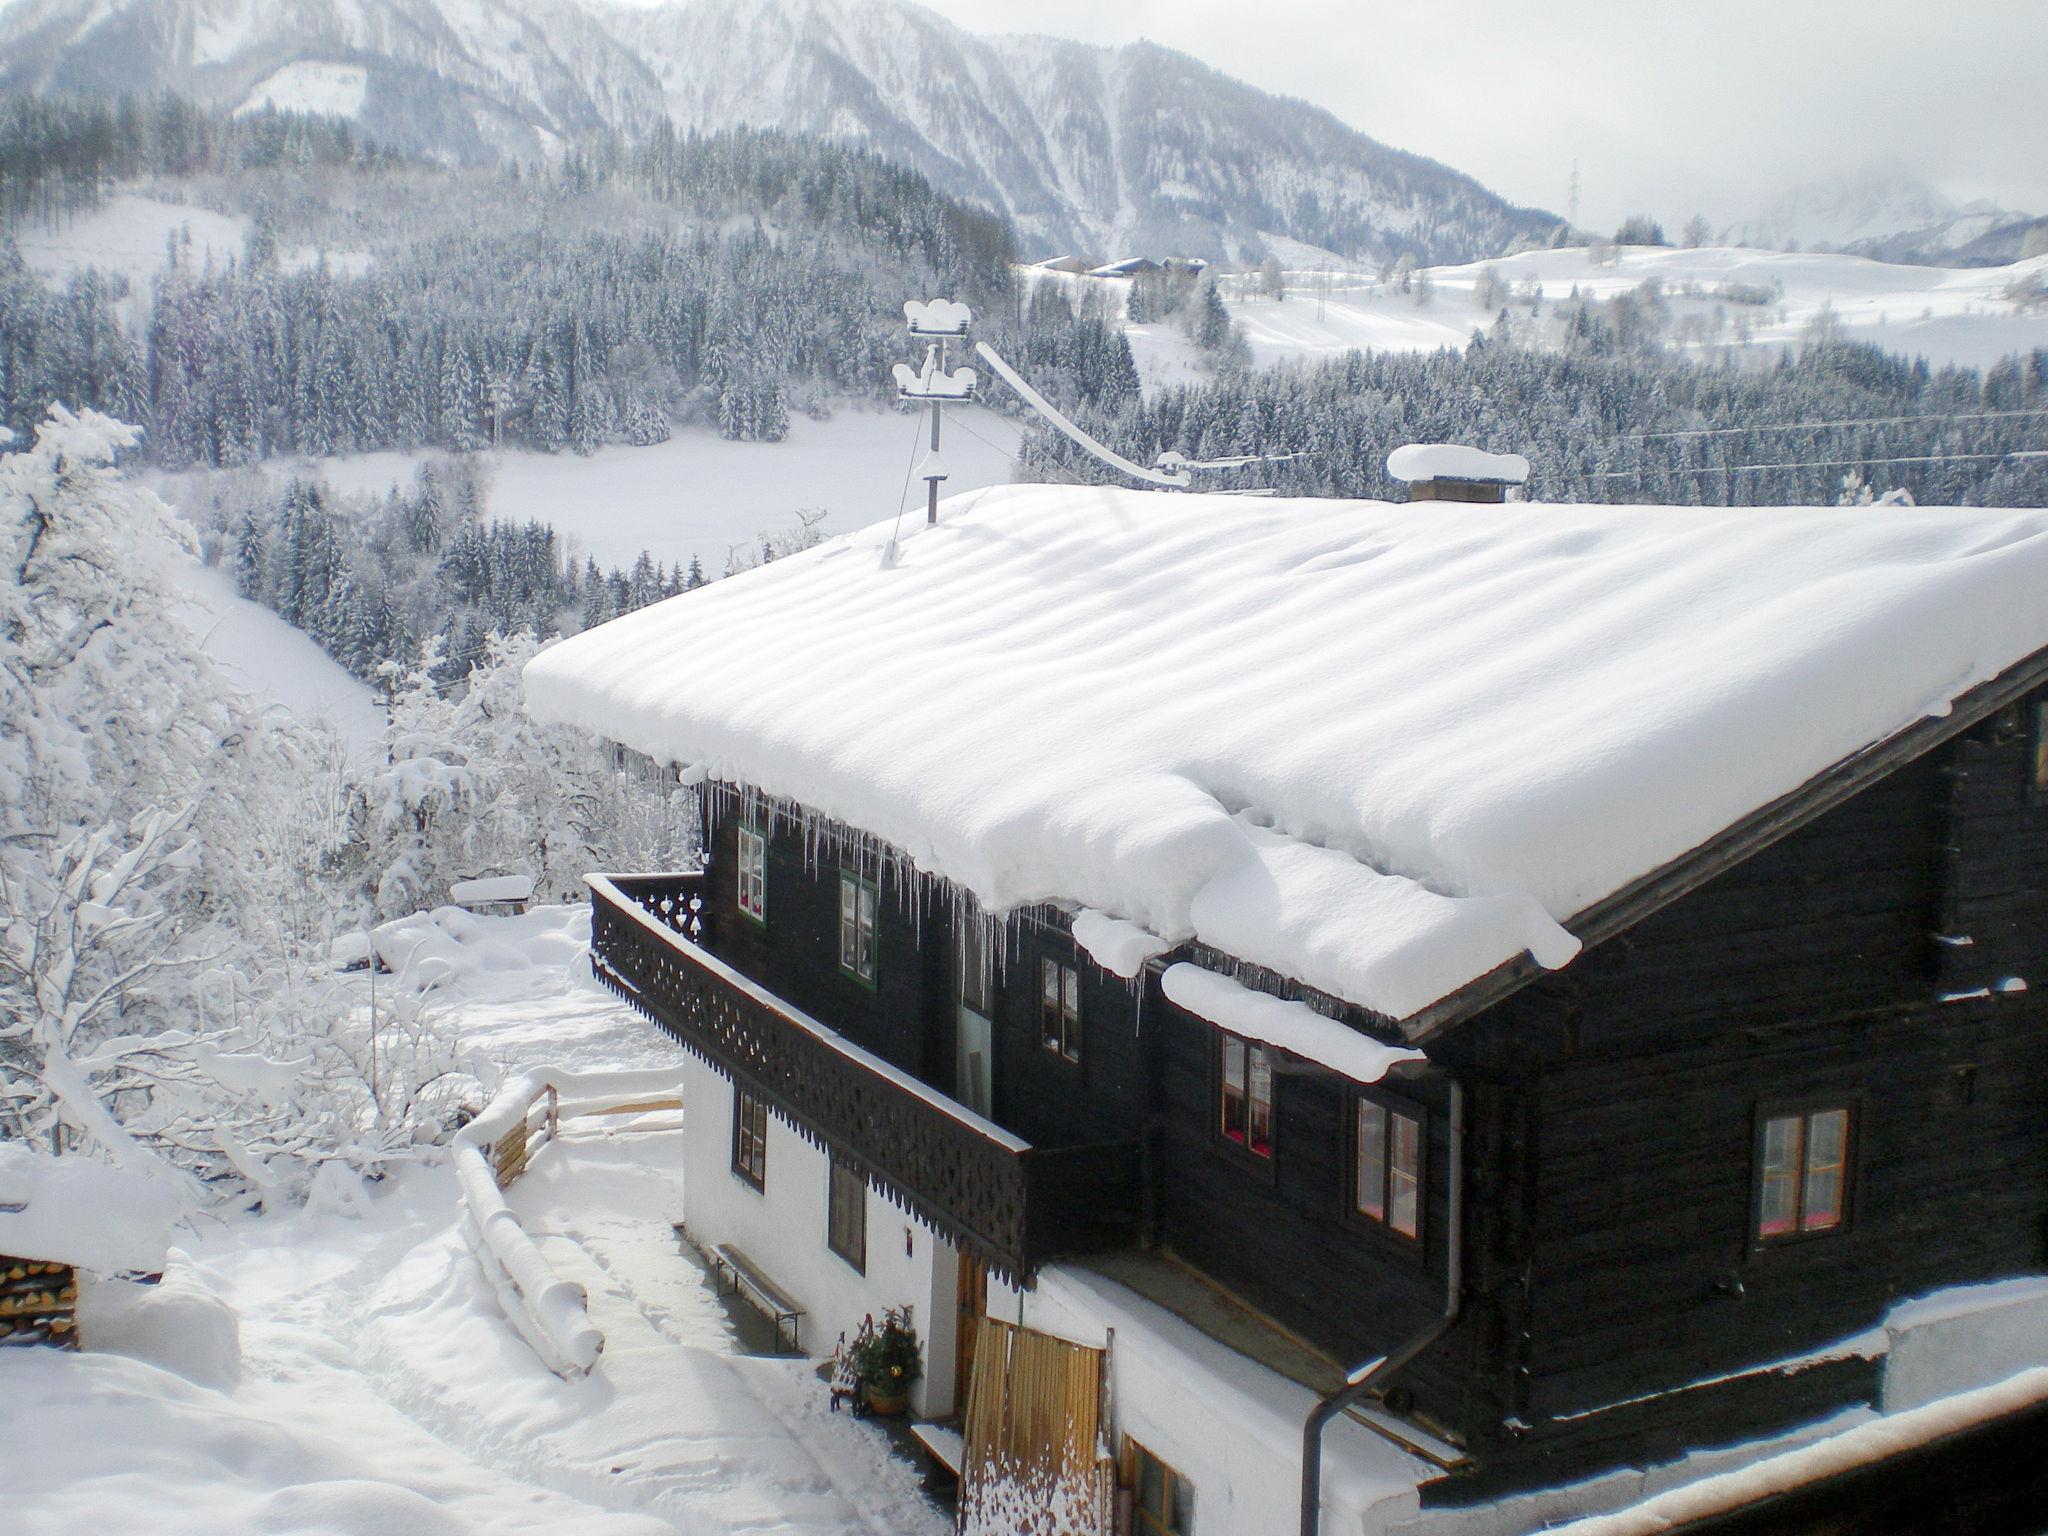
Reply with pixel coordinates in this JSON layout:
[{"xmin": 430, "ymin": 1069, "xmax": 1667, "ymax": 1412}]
[
  {"xmin": 0, "ymin": 0, "xmax": 1566, "ymax": 264},
  {"xmin": 1730, "ymin": 167, "xmax": 2035, "ymax": 265}
]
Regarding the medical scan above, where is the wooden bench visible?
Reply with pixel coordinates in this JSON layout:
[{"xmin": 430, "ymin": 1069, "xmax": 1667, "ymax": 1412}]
[{"xmin": 709, "ymin": 1242, "xmax": 805, "ymax": 1354}]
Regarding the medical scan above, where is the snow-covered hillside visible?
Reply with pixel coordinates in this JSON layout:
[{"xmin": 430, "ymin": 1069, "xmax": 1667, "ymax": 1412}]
[
  {"xmin": 174, "ymin": 560, "xmax": 385, "ymax": 762},
  {"xmin": 598, "ymin": 0, "xmax": 1564, "ymax": 264},
  {"xmin": 0, "ymin": 0, "xmax": 669, "ymax": 165},
  {"xmin": 0, "ymin": 0, "xmax": 1564, "ymax": 266}
]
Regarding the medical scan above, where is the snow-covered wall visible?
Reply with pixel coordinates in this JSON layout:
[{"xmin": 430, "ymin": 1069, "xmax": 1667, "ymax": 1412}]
[{"xmin": 679, "ymin": 1054, "xmax": 960, "ymax": 1416}]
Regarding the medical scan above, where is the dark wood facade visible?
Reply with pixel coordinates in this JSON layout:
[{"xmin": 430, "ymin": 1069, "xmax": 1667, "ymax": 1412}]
[{"xmin": 586, "ymin": 685, "xmax": 2048, "ymax": 1501}]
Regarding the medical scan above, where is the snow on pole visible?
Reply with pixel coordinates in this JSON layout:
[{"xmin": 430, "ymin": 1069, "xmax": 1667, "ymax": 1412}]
[{"xmin": 897, "ymin": 302, "xmax": 978, "ymax": 525}]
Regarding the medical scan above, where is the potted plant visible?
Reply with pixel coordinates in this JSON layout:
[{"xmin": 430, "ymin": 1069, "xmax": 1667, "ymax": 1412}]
[{"xmin": 845, "ymin": 1306, "xmax": 922, "ymax": 1415}]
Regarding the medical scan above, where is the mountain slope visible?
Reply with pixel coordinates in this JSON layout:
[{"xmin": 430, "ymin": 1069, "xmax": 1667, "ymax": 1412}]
[
  {"xmin": 0, "ymin": 0, "xmax": 667, "ymax": 164},
  {"xmin": 1731, "ymin": 167, "xmax": 2034, "ymax": 266},
  {"xmin": 595, "ymin": 0, "xmax": 1564, "ymax": 264},
  {"xmin": 0, "ymin": 0, "xmax": 1564, "ymax": 265}
]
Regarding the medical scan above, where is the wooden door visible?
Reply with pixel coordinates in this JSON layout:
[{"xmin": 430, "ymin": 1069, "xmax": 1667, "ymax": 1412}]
[
  {"xmin": 956, "ymin": 1251, "xmax": 988, "ymax": 1409},
  {"xmin": 959, "ymin": 1316, "xmax": 1111, "ymax": 1535}
]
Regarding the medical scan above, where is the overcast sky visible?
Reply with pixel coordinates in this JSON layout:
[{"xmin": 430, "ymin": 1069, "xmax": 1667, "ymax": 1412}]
[{"xmin": 895, "ymin": 0, "xmax": 2048, "ymax": 231}]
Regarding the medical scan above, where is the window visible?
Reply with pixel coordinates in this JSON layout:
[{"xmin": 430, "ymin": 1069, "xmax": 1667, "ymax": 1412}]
[
  {"xmin": 733, "ymin": 1085, "xmax": 768, "ymax": 1190},
  {"xmin": 827, "ymin": 1155, "xmax": 866, "ymax": 1273},
  {"xmin": 2031, "ymin": 700, "xmax": 2048, "ymax": 800},
  {"xmin": 1218, "ymin": 1032, "xmax": 1275, "ymax": 1158},
  {"xmin": 1039, "ymin": 957, "xmax": 1081, "ymax": 1061},
  {"xmin": 958, "ymin": 926, "xmax": 991, "ymax": 1015},
  {"xmin": 838, "ymin": 869, "xmax": 878, "ymax": 986},
  {"xmin": 1756, "ymin": 1106, "xmax": 1851, "ymax": 1240},
  {"xmin": 1126, "ymin": 1438, "xmax": 1194, "ymax": 1536},
  {"xmin": 1355, "ymin": 1096, "xmax": 1422, "ymax": 1239},
  {"xmin": 736, "ymin": 824, "xmax": 767, "ymax": 923}
]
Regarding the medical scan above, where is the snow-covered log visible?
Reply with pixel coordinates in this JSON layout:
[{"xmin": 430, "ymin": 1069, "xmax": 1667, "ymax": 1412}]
[{"xmin": 450, "ymin": 1066, "xmax": 686, "ymax": 1377}]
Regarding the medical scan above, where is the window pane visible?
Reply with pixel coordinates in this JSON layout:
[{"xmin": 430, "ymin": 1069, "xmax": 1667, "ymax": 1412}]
[
  {"xmin": 1759, "ymin": 1114, "xmax": 1803, "ymax": 1237},
  {"xmin": 1356, "ymin": 1101, "xmax": 1386, "ymax": 1220},
  {"xmin": 839, "ymin": 878, "xmax": 857, "ymax": 968},
  {"xmin": 1223, "ymin": 1035, "xmax": 1245, "ymax": 1092},
  {"xmin": 1137, "ymin": 1450, "xmax": 1164, "ymax": 1515},
  {"xmin": 1389, "ymin": 1112, "xmax": 1421, "ymax": 1237},
  {"xmin": 1802, "ymin": 1109, "xmax": 1849, "ymax": 1231},
  {"xmin": 1063, "ymin": 966, "xmax": 1080, "ymax": 1019},
  {"xmin": 1247, "ymin": 1047, "xmax": 1274, "ymax": 1157},
  {"xmin": 1168, "ymin": 1470, "xmax": 1195, "ymax": 1535},
  {"xmin": 2034, "ymin": 701, "xmax": 2048, "ymax": 791},
  {"xmin": 1042, "ymin": 958, "xmax": 1060, "ymax": 1008}
]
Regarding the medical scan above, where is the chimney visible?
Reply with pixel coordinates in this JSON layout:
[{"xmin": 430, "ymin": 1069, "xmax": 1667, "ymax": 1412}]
[{"xmin": 1386, "ymin": 443, "xmax": 1530, "ymax": 504}]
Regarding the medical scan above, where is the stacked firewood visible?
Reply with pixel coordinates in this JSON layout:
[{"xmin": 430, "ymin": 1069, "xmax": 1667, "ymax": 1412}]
[{"xmin": 0, "ymin": 1257, "xmax": 78, "ymax": 1349}]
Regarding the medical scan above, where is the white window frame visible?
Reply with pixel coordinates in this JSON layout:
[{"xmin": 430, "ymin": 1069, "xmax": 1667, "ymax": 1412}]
[{"xmin": 736, "ymin": 824, "xmax": 767, "ymax": 924}]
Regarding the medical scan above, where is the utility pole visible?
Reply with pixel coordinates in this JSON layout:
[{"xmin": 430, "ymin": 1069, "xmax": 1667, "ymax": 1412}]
[{"xmin": 895, "ymin": 300, "xmax": 977, "ymax": 523}]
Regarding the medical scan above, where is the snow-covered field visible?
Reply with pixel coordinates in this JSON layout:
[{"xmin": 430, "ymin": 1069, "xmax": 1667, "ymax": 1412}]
[
  {"xmin": 1036, "ymin": 245, "xmax": 2048, "ymax": 388},
  {"xmin": 0, "ymin": 906, "xmax": 951, "ymax": 1536},
  {"xmin": 264, "ymin": 407, "xmax": 1026, "ymax": 573}
]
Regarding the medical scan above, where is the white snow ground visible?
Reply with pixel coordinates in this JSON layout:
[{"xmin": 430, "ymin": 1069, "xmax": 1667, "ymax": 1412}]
[
  {"xmin": 0, "ymin": 906, "xmax": 951, "ymax": 1536},
  {"xmin": 174, "ymin": 558, "xmax": 386, "ymax": 762},
  {"xmin": 272, "ymin": 407, "xmax": 1026, "ymax": 573}
]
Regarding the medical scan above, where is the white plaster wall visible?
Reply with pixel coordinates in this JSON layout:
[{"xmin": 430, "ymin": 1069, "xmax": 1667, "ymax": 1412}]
[
  {"xmin": 679, "ymin": 1054, "xmax": 960, "ymax": 1417},
  {"xmin": 992, "ymin": 1268, "xmax": 1424, "ymax": 1536}
]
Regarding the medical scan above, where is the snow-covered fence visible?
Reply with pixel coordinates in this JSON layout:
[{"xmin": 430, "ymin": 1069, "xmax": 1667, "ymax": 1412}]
[{"xmin": 452, "ymin": 1066, "xmax": 686, "ymax": 1377}]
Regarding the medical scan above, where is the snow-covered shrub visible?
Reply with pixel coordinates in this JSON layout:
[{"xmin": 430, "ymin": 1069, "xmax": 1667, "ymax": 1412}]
[{"xmin": 0, "ymin": 409, "xmax": 489, "ymax": 1199}]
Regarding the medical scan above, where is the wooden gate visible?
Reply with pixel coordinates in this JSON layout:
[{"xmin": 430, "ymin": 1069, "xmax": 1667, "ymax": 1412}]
[{"xmin": 958, "ymin": 1317, "xmax": 1112, "ymax": 1536}]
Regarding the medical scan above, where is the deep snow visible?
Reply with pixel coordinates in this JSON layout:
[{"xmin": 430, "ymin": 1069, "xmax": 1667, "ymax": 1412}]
[
  {"xmin": 0, "ymin": 906, "xmax": 950, "ymax": 1536},
  {"xmin": 525, "ymin": 483, "xmax": 2048, "ymax": 1022}
]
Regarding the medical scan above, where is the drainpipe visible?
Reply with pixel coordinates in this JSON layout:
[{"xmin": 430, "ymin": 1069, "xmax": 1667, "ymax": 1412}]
[{"xmin": 1300, "ymin": 1079, "xmax": 1464, "ymax": 1536}]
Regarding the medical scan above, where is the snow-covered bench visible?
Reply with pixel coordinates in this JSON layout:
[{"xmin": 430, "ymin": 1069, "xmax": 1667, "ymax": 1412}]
[
  {"xmin": 448, "ymin": 874, "xmax": 534, "ymax": 915},
  {"xmin": 710, "ymin": 1243, "xmax": 805, "ymax": 1353}
]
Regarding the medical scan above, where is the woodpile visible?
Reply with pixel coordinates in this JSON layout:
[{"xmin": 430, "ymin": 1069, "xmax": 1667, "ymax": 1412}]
[{"xmin": 0, "ymin": 1257, "xmax": 79, "ymax": 1349}]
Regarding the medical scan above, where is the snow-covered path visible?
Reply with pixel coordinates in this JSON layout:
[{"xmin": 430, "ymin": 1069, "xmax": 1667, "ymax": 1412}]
[{"xmin": 0, "ymin": 911, "xmax": 950, "ymax": 1536}]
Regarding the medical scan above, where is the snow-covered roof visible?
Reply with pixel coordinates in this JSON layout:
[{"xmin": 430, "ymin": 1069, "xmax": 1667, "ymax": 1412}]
[
  {"xmin": 0, "ymin": 1143, "xmax": 177, "ymax": 1274},
  {"xmin": 1386, "ymin": 443, "xmax": 1530, "ymax": 485},
  {"xmin": 450, "ymin": 874, "xmax": 536, "ymax": 905},
  {"xmin": 524, "ymin": 484, "xmax": 2048, "ymax": 1025}
]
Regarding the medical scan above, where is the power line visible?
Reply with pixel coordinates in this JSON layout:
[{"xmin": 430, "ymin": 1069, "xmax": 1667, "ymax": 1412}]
[
  {"xmin": 1586, "ymin": 449, "xmax": 2048, "ymax": 480},
  {"xmin": 1623, "ymin": 408, "xmax": 2048, "ymax": 441}
]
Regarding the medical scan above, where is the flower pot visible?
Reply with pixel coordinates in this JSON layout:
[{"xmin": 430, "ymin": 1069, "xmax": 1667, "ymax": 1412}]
[{"xmin": 864, "ymin": 1384, "xmax": 910, "ymax": 1416}]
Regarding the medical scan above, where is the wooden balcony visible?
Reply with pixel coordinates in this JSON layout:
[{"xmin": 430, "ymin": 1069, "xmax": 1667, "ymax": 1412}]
[{"xmin": 588, "ymin": 873, "xmax": 1143, "ymax": 1283}]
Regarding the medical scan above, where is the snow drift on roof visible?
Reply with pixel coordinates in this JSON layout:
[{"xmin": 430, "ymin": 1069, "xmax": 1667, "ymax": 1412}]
[
  {"xmin": 524, "ymin": 484, "xmax": 2048, "ymax": 1022},
  {"xmin": 1385, "ymin": 443, "xmax": 1530, "ymax": 484}
]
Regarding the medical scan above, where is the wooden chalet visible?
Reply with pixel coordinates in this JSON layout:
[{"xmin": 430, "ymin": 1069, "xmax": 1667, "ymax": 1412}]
[{"xmin": 527, "ymin": 483, "xmax": 2048, "ymax": 1533}]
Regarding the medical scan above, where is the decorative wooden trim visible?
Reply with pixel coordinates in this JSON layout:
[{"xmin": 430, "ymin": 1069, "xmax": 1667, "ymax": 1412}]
[{"xmin": 588, "ymin": 873, "xmax": 1141, "ymax": 1283}]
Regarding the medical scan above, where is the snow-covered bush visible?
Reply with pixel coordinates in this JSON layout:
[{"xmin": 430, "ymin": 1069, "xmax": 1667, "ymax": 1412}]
[{"xmin": 0, "ymin": 409, "xmax": 489, "ymax": 1199}]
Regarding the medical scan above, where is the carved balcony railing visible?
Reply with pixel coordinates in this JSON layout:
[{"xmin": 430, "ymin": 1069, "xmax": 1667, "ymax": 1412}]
[{"xmin": 588, "ymin": 872, "xmax": 1142, "ymax": 1284}]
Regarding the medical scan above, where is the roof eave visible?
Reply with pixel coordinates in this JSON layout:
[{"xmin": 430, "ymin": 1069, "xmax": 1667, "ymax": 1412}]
[{"xmin": 1400, "ymin": 639, "xmax": 2048, "ymax": 1046}]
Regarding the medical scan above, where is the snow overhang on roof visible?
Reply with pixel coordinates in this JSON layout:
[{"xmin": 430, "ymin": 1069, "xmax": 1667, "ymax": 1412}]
[
  {"xmin": 523, "ymin": 484, "xmax": 2048, "ymax": 1030},
  {"xmin": 1386, "ymin": 443, "xmax": 1531, "ymax": 486}
]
